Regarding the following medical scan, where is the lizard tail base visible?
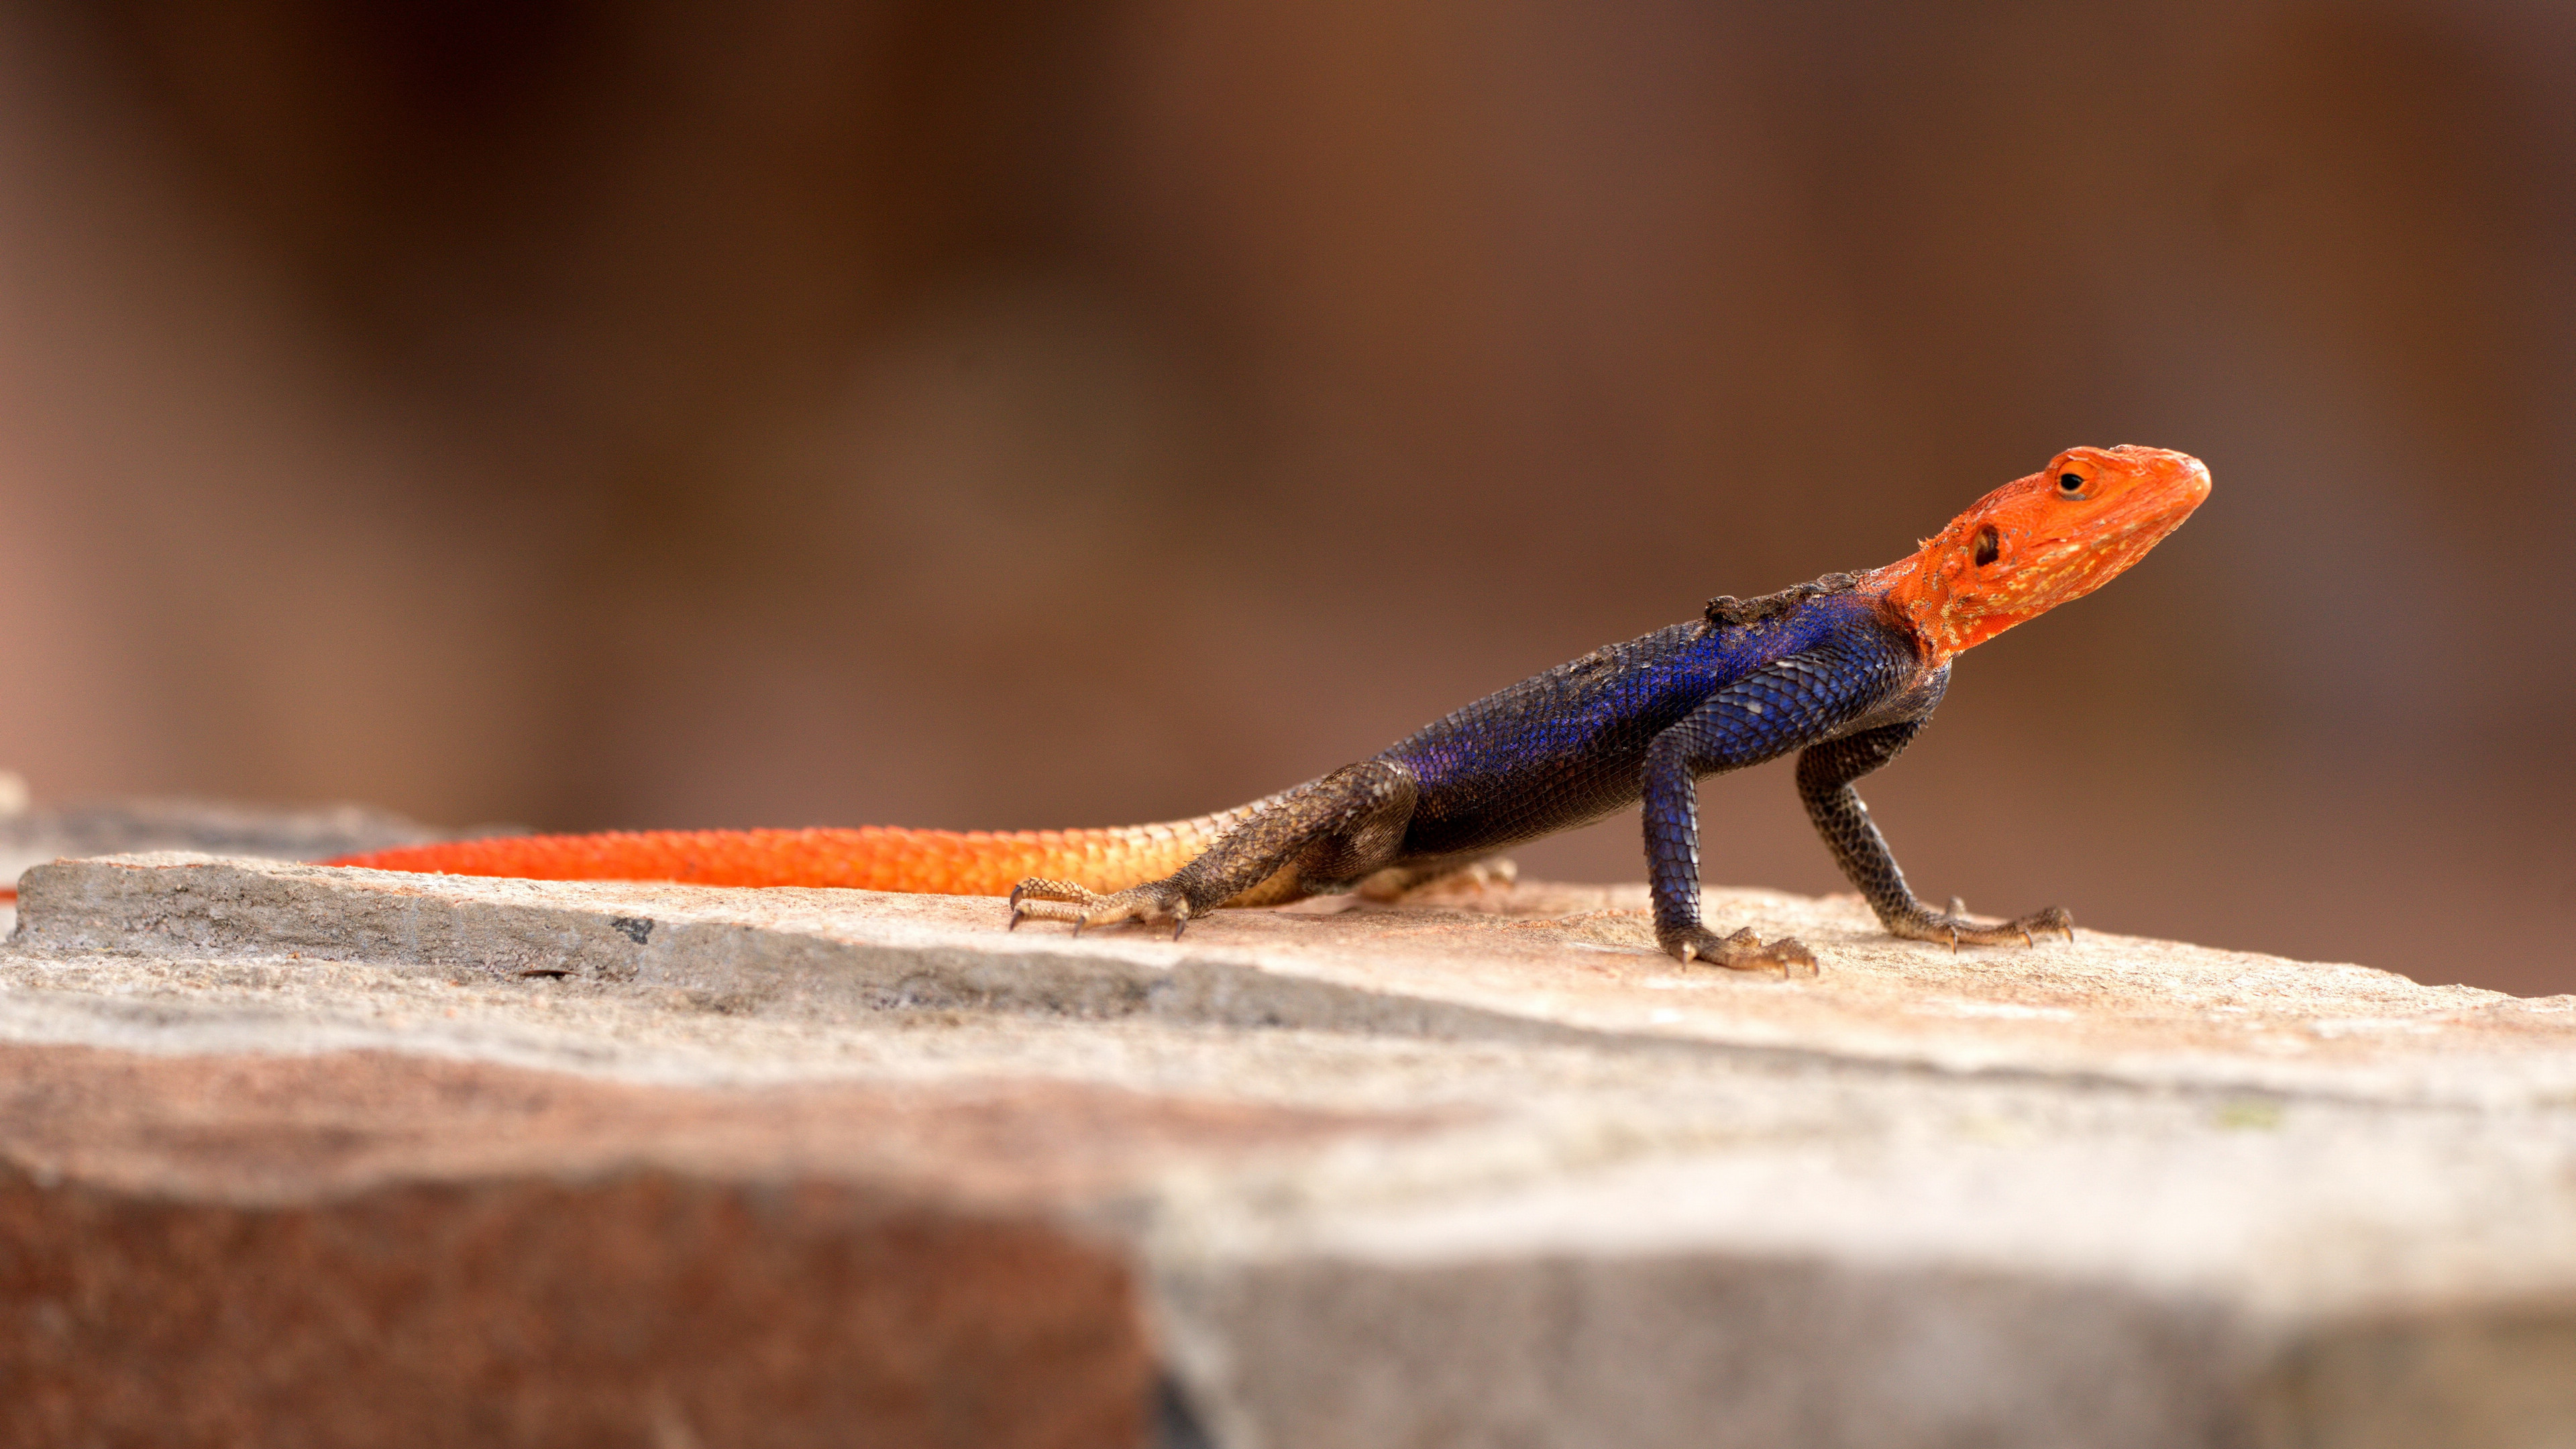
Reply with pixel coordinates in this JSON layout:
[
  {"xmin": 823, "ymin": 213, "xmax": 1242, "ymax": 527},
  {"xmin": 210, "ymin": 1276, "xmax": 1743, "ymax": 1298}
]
[{"xmin": 324, "ymin": 820, "xmax": 1232, "ymax": 898}]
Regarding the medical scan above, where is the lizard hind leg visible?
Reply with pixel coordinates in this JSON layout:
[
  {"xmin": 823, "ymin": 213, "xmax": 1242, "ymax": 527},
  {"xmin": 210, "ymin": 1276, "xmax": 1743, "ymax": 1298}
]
[{"xmin": 1006, "ymin": 760, "xmax": 1421, "ymax": 940}]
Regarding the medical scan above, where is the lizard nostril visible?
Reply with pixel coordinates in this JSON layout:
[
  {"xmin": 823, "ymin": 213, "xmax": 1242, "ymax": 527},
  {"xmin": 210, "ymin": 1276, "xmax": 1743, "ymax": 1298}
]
[{"xmin": 1972, "ymin": 526, "xmax": 2000, "ymax": 567}]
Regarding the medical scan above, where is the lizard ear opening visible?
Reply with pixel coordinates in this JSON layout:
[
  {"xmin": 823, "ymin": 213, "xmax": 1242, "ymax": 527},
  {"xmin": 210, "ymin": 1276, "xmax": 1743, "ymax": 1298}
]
[{"xmin": 1972, "ymin": 525, "xmax": 2000, "ymax": 568}]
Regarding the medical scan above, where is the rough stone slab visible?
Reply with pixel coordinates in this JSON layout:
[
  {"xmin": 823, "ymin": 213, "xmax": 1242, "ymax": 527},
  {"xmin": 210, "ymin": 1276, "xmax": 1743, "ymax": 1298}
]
[
  {"xmin": 0, "ymin": 797, "xmax": 468, "ymax": 939},
  {"xmin": 6, "ymin": 851, "xmax": 2576, "ymax": 1447},
  {"xmin": 0, "ymin": 1039, "xmax": 1421, "ymax": 1449},
  {"xmin": 0, "ymin": 1040, "xmax": 1418, "ymax": 1211},
  {"xmin": 19, "ymin": 852, "xmax": 2576, "ymax": 1107},
  {"xmin": 0, "ymin": 1077, "xmax": 1149, "ymax": 1449},
  {"xmin": 4, "ymin": 1167, "xmax": 1146, "ymax": 1449},
  {"xmin": 1146, "ymin": 1100, "xmax": 2576, "ymax": 1448}
]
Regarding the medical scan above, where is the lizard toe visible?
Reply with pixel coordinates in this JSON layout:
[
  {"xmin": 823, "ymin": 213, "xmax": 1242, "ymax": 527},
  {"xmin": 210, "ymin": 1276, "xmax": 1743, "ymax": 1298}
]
[
  {"xmin": 1008, "ymin": 877, "xmax": 1107, "ymax": 931},
  {"xmin": 1762, "ymin": 935, "xmax": 1821, "ymax": 977}
]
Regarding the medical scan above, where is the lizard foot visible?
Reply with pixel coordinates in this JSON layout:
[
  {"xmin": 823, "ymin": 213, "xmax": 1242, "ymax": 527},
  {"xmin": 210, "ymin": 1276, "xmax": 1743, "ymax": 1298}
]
[
  {"xmin": 1889, "ymin": 901, "xmax": 2075, "ymax": 951},
  {"xmin": 1659, "ymin": 924, "xmax": 1819, "ymax": 979},
  {"xmin": 1008, "ymin": 877, "xmax": 1196, "ymax": 938}
]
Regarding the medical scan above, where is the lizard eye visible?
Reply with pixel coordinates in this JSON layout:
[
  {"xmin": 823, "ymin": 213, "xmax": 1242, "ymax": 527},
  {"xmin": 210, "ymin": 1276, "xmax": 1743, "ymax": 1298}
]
[
  {"xmin": 2057, "ymin": 471, "xmax": 2088, "ymax": 497},
  {"xmin": 1972, "ymin": 525, "xmax": 2000, "ymax": 567}
]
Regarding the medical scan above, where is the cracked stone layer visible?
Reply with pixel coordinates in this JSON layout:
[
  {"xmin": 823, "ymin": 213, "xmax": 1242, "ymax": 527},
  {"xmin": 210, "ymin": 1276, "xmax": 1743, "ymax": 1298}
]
[{"xmin": 5, "ymin": 851, "xmax": 2575, "ymax": 1448}]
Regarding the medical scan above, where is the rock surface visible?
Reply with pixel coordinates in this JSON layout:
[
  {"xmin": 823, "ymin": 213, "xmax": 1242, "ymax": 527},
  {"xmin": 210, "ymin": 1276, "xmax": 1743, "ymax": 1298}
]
[
  {"xmin": 0, "ymin": 796, "xmax": 467, "ymax": 937},
  {"xmin": 5, "ymin": 851, "xmax": 2575, "ymax": 1448}
]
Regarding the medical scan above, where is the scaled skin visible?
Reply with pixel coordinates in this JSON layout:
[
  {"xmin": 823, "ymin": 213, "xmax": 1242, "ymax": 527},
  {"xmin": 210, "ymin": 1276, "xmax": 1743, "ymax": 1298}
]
[{"xmin": 332, "ymin": 446, "xmax": 2210, "ymax": 972}]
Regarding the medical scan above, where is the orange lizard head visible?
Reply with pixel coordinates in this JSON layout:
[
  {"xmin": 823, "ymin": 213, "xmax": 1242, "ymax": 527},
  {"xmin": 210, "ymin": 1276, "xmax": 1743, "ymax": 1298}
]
[{"xmin": 1875, "ymin": 445, "xmax": 2210, "ymax": 661}]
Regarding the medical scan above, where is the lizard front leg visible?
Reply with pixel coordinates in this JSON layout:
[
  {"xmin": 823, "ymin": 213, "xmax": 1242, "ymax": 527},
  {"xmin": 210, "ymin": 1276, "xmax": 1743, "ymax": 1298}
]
[
  {"xmin": 1795, "ymin": 722, "xmax": 2074, "ymax": 949},
  {"xmin": 1644, "ymin": 727, "xmax": 1818, "ymax": 976},
  {"xmin": 1010, "ymin": 760, "xmax": 1418, "ymax": 938},
  {"xmin": 1642, "ymin": 647, "xmax": 1913, "ymax": 974}
]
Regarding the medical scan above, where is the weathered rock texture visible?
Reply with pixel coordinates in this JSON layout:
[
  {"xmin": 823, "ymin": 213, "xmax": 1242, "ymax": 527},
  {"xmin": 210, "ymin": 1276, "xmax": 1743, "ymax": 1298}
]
[
  {"xmin": 5, "ymin": 851, "xmax": 2575, "ymax": 1448},
  {"xmin": 0, "ymin": 796, "xmax": 462, "ymax": 938},
  {"xmin": 2, "ymin": 1110, "xmax": 1148, "ymax": 1449}
]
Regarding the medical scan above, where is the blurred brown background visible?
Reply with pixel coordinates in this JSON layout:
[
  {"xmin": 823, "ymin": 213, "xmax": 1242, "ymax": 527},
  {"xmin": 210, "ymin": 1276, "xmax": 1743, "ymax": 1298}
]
[{"xmin": 1, "ymin": 1, "xmax": 2569, "ymax": 991}]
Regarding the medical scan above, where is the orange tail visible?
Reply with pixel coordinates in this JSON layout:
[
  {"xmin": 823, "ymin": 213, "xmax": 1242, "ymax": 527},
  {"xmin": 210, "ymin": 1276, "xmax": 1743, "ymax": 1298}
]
[{"xmin": 322, "ymin": 811, "xmax": 1259, "ymax": 898}]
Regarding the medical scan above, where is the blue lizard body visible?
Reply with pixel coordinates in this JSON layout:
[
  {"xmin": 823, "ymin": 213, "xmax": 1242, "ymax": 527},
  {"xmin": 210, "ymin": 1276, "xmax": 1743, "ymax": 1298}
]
[{"xmin": 1383, "ymin": 591, "xmax": 1934, "ymax": 863}]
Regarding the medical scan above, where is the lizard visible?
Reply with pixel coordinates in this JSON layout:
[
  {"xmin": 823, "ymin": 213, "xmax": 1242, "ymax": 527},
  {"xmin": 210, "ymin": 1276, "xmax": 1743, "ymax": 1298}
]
[{"xmin": 323, "ymin": 444, "xmax": 2209, "ymax": 973}]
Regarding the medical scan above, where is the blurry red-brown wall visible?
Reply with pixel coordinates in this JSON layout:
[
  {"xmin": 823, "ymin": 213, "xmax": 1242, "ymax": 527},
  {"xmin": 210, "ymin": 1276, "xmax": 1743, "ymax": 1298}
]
[{"xmin": 2, "ymin": 1, "xmax": 2569, "ymax": 991}]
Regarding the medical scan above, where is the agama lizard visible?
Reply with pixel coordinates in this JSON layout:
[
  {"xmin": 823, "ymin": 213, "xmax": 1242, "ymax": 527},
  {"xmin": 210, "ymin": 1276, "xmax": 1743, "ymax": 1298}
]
[{"xmin": 328, "ymin": 445, "xmax": 2209, "ymax": 972}]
